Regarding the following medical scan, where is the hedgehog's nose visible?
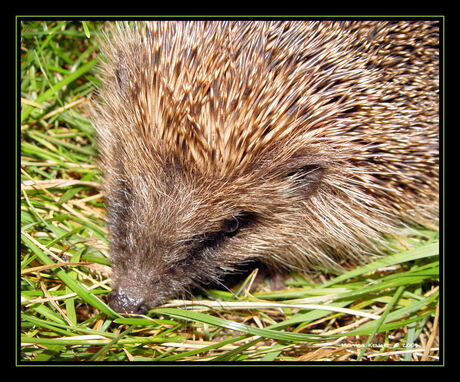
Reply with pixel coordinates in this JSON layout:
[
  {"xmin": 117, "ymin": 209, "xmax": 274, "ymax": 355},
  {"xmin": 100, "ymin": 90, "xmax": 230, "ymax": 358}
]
[{"xmin": 108, "ymin": 287, "xmax": 149, "ymax": 315}]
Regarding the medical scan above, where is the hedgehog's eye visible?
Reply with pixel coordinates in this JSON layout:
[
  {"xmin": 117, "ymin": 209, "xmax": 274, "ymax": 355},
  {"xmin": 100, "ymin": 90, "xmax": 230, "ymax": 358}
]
[
  {"xmin": 188, "ymin": 211, "xmax": 258, "ymax": 260},
  {"xmin": 221, "ymin": 211, "xmax": 258, "ymax": 236},
  {"xmin": 222, "ymin": 216, "xmax": 240, "ymax": 233}
]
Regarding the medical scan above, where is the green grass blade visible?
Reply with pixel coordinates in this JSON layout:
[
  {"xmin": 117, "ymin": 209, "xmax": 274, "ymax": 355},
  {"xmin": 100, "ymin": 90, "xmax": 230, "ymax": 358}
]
[
  {"xmin": 356, "ymin": 285, "xmax": 405, "ymax": 360},
  {"xmin": 153, "ymin": 308, "xmax": 322, "ymax": 342},
  {"xmin": 320, "ymin": 242, "xmax": 439, "ymax": 288},
  {"xmin": 21, "ymin": 231, "xmax": 119, "ymax": 319},
  {"xmin": 161, "ymin": 334, "xmax": 251, "ymax": 361},
  {"xmin": 21, "ymin": 58, "xmax": 97, "ymax": 122},
  {"xmin": 344, "ymin": 291, "xmax": 438, "ymax": 337},
  {"xmin": 211, "ymin": 336, "xmax": 262, "ymax": 361}
]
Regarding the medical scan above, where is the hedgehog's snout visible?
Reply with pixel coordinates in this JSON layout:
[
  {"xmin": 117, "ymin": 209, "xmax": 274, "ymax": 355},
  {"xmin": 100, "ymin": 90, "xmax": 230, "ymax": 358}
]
[{"xmin": 108, "ymin": 287, "xmax": 149, "ymax": 315}]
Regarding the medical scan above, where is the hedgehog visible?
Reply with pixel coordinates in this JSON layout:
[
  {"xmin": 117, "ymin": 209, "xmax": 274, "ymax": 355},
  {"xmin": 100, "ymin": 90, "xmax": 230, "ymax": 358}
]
[{"xmin": 92, "ymin": 20, "xmax": 439, "ymax": 314}]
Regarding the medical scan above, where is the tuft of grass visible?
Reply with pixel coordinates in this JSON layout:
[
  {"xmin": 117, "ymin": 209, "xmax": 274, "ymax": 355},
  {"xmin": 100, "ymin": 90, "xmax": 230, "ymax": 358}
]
[{"xmin": 19, "ymin": 19, "xmax": 441, "ymax": 363}]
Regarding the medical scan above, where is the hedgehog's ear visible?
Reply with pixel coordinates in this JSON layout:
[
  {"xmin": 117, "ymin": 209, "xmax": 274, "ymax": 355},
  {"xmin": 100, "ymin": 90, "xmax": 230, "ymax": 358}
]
[{"xmin": 285, "ymin": 164, "xmax": 324, "ymax": 197}]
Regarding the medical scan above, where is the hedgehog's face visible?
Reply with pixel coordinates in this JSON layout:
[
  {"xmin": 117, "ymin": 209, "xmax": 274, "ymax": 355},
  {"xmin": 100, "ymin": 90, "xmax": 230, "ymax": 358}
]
[
  {"xmin": 106, "ymin": 155, "xmax": 325, "ymax": 314},
  {"xmin": 106, "ymin": 176, "xmax": 262, "ymax": 314},
  {"xmin": 107, "ymin": 208, "xmax": 260, "ymax": 314}
]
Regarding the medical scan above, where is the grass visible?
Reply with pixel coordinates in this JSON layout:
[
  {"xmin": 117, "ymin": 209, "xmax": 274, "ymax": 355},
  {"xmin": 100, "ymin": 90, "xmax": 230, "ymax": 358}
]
[{"xmin": 19, "ymin": 19, "xmax": 441, "ymax": 363}]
